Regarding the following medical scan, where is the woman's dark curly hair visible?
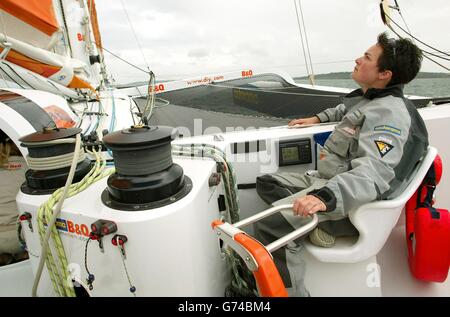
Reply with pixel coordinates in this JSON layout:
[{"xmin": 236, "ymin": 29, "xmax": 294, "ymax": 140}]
[{"xmin": 377, "ymin": 32, "xmax": 423, "ymax": 86}]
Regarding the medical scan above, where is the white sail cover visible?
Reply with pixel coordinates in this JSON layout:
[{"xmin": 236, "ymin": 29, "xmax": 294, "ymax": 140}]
[
  {"xmin": 0, "ymin": 0, "xmax": 59, "ymax": 50},
  {"xmin": 0, "ymin": 0, "xmax": 104, "ymax": 96}
]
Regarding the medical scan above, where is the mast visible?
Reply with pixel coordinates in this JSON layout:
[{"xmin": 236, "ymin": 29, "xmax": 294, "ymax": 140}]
[
  {"xmin": 57, "ymin": 0, "xmax": 104, "ymax": 90},
  {"xmin": 85, "ymin": 0, "xmax": 109, "ymax": 88}
]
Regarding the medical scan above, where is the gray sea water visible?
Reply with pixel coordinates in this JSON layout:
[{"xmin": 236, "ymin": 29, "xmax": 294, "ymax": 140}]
[{"xmin": 295, "ymin": 78, "xmax": 450, "ymax": 97}]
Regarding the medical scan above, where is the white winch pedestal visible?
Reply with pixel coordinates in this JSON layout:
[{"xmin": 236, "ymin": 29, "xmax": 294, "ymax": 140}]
[{"xmin": 17, "ymin": 156, "xmax": 229, "ymax": 296}]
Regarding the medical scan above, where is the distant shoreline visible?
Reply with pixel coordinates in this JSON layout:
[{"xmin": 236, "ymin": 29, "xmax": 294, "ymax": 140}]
[{"xmin": 295, "ymin": 72, "xmax": 450, "ymax": 80}]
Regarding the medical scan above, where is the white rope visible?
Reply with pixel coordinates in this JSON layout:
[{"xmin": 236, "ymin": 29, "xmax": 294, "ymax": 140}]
[
  {"xmin": 32, "ymin": 134, "xmax": 82, "ymax": 297},
  {"xmin": 26, "ymin": 150, "xmax": 86, "ymax": 171},
  {"xmin": 22, "ymin": 138, "xmax": 86, "ymax": 171},
  {"xmin": 140, "ymin": 72, "xmax": 156, "ymax": 125}
]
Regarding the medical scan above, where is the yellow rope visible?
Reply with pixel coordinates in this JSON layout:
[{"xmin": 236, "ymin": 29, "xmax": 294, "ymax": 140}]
[{"xmin": 37, "ymin": 148, "xmax": 114, "ymax": 296}]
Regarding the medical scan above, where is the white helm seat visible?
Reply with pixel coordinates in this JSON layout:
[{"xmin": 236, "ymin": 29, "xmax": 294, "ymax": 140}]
[{"xmin": 305, "ymin": 146, "xmax": 437, "ymax": 263}]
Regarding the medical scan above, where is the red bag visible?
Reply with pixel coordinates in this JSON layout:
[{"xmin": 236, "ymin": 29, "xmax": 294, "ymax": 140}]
[
  {"xmin": 405, "ymin": 154, "xmax": 450, "ymax": 283},
  {"xmin": 406, "ymin": 206, "xmax": 450, "ymax": 282}
]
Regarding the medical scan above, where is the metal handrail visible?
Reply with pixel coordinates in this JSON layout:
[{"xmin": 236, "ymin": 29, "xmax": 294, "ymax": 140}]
[{"xmin": 234, "ymin": 204, "xmax": 318, "ymax": 252}]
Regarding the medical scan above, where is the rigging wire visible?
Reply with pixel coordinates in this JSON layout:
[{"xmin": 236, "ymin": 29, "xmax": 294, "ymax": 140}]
[
  {"xmin": 386, "ymin": 14, "xmax": 450, "ymax": 71},
  {"xmin": 421, "ymin": 49, "xmax": 450, "ymax": 62},
  {"xmin": 297, "ymin": 0, "xmax": 315, "ymax": 81},
  {"xmin": 99, "ymin": 44, "xmax": 150, "ymax": 75},
  {"xmin": 293, "ymin": 0, "xmax": 312, "ymax": 82},
  {"xmin": 393, "ymin": 0, "xmax": 415, "ymax": 44},
  {"xmin": 97, "ymin": 38, "xmax": 355, "ymax": 84},
  {"xmin": 92, "ymin": 42, "xmax": 157, "ymax": 123},
  {"xmin": 119, "ymin": 0, "xmax": 150, "ymax": 72},
  {"xmin": 380, "ymin": 1, "xmax": 450, "ymax": 72},
  {"xmin": 421, "ymin": 54, "xmax": 450, "ymax": 68},
  {"xmin": 433, "ymin": 52, "xmax": 450, "ymax": 57},
  {"xmin": 383, "ymin": 11, "xmax": 450, "ymax": 58},
  {"xmin": 387, "ymin": 23, "xmax": 450, "ymax": 71}
]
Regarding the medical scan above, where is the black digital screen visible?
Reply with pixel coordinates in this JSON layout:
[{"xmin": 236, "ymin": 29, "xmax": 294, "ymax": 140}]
[
  {"xmin": 278, "ymin": 138, "xmax": 312, "ymax": 166},
  {"xmin": 281, "ymin": 146, "xmax": 299, "ymax": 162}
]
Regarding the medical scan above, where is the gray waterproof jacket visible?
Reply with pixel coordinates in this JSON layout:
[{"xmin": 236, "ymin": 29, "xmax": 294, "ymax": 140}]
[{"xmin": 310, "ymin": 85, "xmax": 429, "ymax": 217}]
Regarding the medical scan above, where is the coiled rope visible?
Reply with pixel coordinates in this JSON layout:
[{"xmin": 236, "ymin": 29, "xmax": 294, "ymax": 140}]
[{"xmin": 24, "ymin": 138, "xmax": 86, "ymax": 171}]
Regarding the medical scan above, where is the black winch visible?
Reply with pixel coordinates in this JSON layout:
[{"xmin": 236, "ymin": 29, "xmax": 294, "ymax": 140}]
[
  {"xmin": 102, "ymin": 125, "xmax": 191, "ymax": 210},
  {"xmin": 19, "ymin": 128, "xmax": 91, "ymax": 194}
]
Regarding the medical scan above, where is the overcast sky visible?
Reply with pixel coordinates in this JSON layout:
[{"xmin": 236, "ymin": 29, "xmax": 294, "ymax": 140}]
[{"xmin": 95, "ymin": 0, "xmax": 450, "ymax": 84}]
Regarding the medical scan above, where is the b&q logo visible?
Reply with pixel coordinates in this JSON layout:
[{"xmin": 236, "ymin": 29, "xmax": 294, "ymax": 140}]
[
  {"xmin": 55, "ymin": 218, "xmax": 90, "ymax": 237},
  {"xmin": 242, "ymin": 70, "xmax": 253, "ymax": 77},
  {"xmin": 149, "ymin": 84, "xmax": 165, "ymax": 93}
]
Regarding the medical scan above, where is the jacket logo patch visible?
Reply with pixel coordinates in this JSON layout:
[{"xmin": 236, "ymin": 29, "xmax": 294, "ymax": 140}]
[
  {"xmin": 377, "ymin": 136, "xmax": 393, "ymax": 145},
  {"xmin": 374, "ymin": 125, "xmax": 401, "ymax": 136},
  {"xmin": 375, "ymin": 141, "xmax": 394, "ymax": 157}
]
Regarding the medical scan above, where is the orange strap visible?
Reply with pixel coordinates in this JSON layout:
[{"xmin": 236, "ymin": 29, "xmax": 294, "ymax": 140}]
[
  {"xmin": 212, "ymin": 220, "xmax": 287, "ymax": 297},
  {"xmin": 233, "ymin": 233, "xmax": 288, "ymax": 297}
]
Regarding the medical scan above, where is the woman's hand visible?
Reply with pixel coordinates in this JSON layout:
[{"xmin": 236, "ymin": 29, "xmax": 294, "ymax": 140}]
[
  {"xmin": 288, "ymin": 116, "xmax": 320, "ymax": 126},
  {"xmin": 292, "ymin": 195, "xmax": 326, "ymax": 217}
]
